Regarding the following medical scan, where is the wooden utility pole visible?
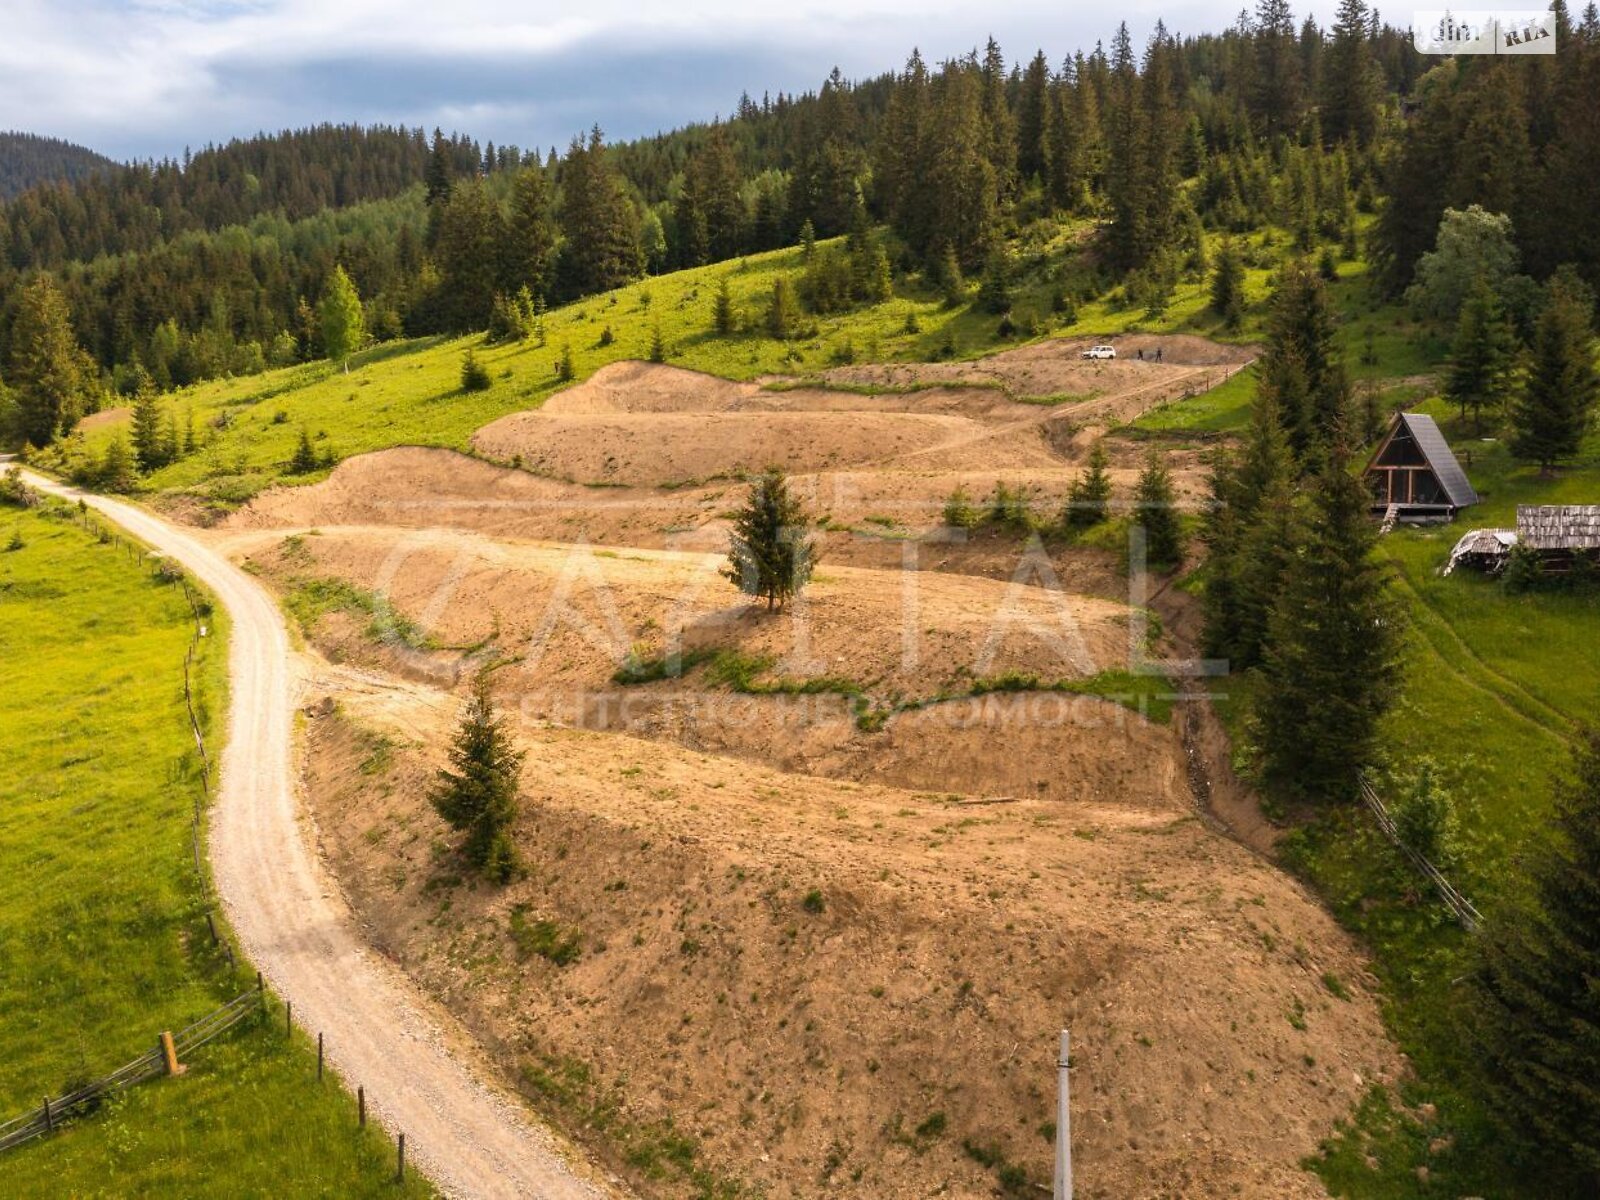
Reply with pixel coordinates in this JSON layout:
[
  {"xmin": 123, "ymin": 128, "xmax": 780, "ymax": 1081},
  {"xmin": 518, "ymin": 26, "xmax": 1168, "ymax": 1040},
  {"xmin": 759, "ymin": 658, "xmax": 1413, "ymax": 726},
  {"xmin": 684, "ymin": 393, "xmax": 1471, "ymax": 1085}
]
[
  {"xmin": 160, "ymin": 1031, "xmax": 186, "ymax": 1077},
  {"xmin": 1053, "ymin": 1029, "xmax": 1073, "ymax": 1200}
]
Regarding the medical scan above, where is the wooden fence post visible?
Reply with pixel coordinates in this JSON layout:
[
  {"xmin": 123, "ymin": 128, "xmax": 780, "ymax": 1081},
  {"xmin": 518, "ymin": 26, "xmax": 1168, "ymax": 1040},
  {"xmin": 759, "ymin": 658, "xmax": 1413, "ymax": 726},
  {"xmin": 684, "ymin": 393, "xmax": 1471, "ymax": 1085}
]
[
  {"xmin": 318, "ymin": 1033, "xmax": 324, "ymax": 1082},
  {"xmin": 286, "ymin": 1001, "xmax": 292, "ymax": 1037},
  {"xmin": 160, "ymin": 1030, "xmax": 186, "ymax": 1077},
  {"xmin": 42, "ymin": 1096, "xmax": 52, "ymax": 1133},
  {"xmin": 396, "ymin": 1132, "xmax": 405, "ymax": 1183},
  {"xmin": 358, "ymin": 1085, "xmax": 366, "ymax": 1128}
]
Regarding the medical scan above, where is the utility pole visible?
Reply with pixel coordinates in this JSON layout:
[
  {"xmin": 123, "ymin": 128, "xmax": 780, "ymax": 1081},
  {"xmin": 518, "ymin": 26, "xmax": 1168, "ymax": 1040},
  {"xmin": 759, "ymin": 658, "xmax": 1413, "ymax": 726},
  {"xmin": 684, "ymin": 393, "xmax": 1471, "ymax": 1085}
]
[{"xmin": 1054, "ymin": 1029, "xmax": 1073, "ymax": 1200}]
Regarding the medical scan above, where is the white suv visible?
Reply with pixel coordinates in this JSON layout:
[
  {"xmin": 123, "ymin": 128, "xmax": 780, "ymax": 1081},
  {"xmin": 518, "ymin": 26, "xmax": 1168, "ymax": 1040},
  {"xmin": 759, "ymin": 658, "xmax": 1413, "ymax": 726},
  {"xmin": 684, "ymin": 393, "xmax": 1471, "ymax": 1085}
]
[{"xmin": 1081, "ymin": 345, "xmax": 1117, "ymax": 360}]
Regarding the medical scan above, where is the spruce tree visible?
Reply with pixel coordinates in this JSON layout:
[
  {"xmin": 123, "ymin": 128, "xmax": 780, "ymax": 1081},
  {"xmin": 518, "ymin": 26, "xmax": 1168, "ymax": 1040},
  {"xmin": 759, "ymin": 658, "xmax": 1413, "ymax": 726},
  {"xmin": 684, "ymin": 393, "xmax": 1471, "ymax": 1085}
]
[
  {"xmin": 99, "ymin": 433, "xmax": 137, "ymax": 492},
  {"xmin": 1065, "ymin": 442, "xmax": 1113, "ymax": 529},
  {"xmin": 425, "ymin": 128, "xmax": 454, "ymax": 206},
  {"xmin": 506, "ymin": 164, "xmax": 557, "ymax": 300},
  {"xmin": 430, "ymin": 672, "xmax": 525, "ymax": 882},
  {"xmin": 1320, "ymin": 0, "xmax": 1379, "ymax": 147},
  {"xmin": 434, "ymin": 179, "xmax": 507, "ymax": 331},
  {"xmin": 131, "ymin": 387, "xmax": 168, "ymax": 473},
  {"xmin": 1262, "ymin": 261, "xmax": 1350, "ymax": 467},
  {"xmin": 1446, "ymin": 275, "xmax": 1519, "ymax": 433},
  {"xmin": 1210, "ymin": 237, "xmax": 1247, "ymax": 329},
  {"xmin": 289, "ymin": 427, "xmax": 319, "ymax": 473},
  {"xmin": 766, "ymin": 277, "xmax": 799, "ymax": 339},
  {"xmin": 1134, "ymin": 453, "xmax": 1184, "ymax": 568},
  {"xmin": 319, "ymin": 264, "xmax": 365, "ymax": 370},
  {"xmin": 1472, "ymin": 725, "xmax": 1600, "ymax": 1194},
  {"xmin": 8, "ymin": 274, "xmax": 92, "ymax": 447},
  {"xmin": 556, "ymin": 127, "xmax": 643, "ymax": 299},
  {"xmin": 724, "ymin": 467, "xmax": 817, "ymax": 611},
  {"xmin": 1512, "ymin": 271, "xmax": 1598, "ymax": 471},
  {"xmin": 1257, "ymin": 445, "xmax": 1403, "ymax": 804},
  {"xmin": 1016, "ymin": 50, "xmax": 1054, "ymax": 184},
  {"xmin": 713, "ymin": 277, "xmax": 736, "ymax": 336}
]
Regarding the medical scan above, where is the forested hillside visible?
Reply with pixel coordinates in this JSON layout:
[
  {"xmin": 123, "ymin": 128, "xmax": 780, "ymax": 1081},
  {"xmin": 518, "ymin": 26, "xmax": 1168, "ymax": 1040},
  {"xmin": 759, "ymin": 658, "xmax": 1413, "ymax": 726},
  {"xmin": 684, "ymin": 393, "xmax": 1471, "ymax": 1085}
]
[
  {"xmin": 0, "ymin": 132, "xmax": 116, "ymax": 200},
  {"xmin": 2, "ymin": 6, "xmax": 1599, "ymax": 444}
]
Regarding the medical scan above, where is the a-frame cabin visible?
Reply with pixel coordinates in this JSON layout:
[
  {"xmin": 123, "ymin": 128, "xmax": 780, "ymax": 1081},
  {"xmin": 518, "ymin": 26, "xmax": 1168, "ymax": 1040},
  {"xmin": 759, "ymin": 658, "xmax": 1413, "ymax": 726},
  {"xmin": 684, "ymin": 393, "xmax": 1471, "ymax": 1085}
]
[{"xmin": 1363, "ymin": 412, "xmax": 1479, "ymax": 519}]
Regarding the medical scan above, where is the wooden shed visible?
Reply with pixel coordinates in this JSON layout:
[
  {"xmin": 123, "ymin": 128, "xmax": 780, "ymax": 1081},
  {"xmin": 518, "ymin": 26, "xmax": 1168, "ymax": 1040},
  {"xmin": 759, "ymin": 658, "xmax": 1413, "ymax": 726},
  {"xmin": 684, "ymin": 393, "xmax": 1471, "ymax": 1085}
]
[
  {"xmin": 1363, "ymin": 412, "xmax": 1480, "ymax": 519},
  {"xmin": 1516, "ymin": 504, "xmax": 1600, "ymax": 573}
]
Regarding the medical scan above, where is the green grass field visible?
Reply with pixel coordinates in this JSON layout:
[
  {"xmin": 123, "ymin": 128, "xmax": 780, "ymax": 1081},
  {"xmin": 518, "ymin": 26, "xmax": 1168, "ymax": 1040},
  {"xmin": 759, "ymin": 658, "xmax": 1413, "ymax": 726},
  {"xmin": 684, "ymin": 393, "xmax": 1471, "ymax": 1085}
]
[{"xmin": 0, "ymin": 504, "xmax": 431, "ymax": 1197}]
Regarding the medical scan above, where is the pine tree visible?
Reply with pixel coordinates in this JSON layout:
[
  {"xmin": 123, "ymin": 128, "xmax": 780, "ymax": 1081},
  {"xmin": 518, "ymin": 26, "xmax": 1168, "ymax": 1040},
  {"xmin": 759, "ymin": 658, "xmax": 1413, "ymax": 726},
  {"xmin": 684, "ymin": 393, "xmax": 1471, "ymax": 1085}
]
[
  {"xmin": 131, "ymin": 387, "xmax": 168, "ymax": 473},
  {"xmin": 724, "ymin": 467, "xmax": 817, "ymax": 611},
  {"xmin": 289, "ymin": 427, "xmax": 319, "ymax": 473},
  {"xmin": 1446, "ymin": 275, "xmax": 1519, "ymax": 433},
  {"xmin": 425, "ymin": 128, "xmax": 454, "ymax": 206},
  {"xmin": 1472, "ymin": 725, "xmax": 1600, "ymax": 1193},
  {"xmin": 766, "ymin": 277, "xmax": 800, "ymax": 339},
  {"xmin": 975, "ymin": 250, "xmax": 1013, "ymax": 315},
  {"xmin": 1065, "ymin": 442, "xmax": 1113, "ymax": 529},
  {"xmin": 1262, "ymin": 260, "xmax": 1350, "ymax": 466},
  {"xmin": 319, "ymin": 265, "xmax": 365, "ymax": 370},
  {"xmin": 506, "ymin": 163, "xmax": 557, "ymax": 301},
  {"xmin": 648, "ymin": 324, "xmax": 667, "ymax": 363},
  {"xmin": 434, "ymin": 179, "xmax": 507, "ymax": 331},
  {"xmin": 713, "ymin": 277, "xmax": 736, "ymax": 336},
  {"xmin": 1511, "ymin": 271, "xmax": 1598, "ymax": 471},
  {"xmin": 1210, "ymin": 237, "xmax": 1247, "ymax": 329},
  {"xmin": 8, "ymin": 274, "xmax": 93, "ymax": 447},
  {"xmin": 925, "ymin": 60, "xmax": 1000, "ymax": 269},
  {"xmin": 675, "ymin": 123, "xmax": 745, "ymax": 266},
  {"xmin": 556, "ymin": 127, "xmax": 643, "ymax": 299},
  {"xmin": 1016, "ymin": 50, "xmax": 1054, "ymax": 185},
  {"xmin": 1253, "ymin": 0, "xmax": 1305, "ymax": 139},
  {"xmin": 1134, "ymin": 453, "xmax": 1184, "ymax": 567},
  {"xmin": 430, "ymin": 672, "xmax": 525, "ymax": 881},
  {"xmin": 99, "ymin": 433, "xmax": 137, "ymax": 492},
  {"xmin": 1320, "ymin": 0, "xmax": 1379, "ymax": 147},
  {"xmin": 1257, "ymin": 445, "xmax": 1403, "ymax": 804}
]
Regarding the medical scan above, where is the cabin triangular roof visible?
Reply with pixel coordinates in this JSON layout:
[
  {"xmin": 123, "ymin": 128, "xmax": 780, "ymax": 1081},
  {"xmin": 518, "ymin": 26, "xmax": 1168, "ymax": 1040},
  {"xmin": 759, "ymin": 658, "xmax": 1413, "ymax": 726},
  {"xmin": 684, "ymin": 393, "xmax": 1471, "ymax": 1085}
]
[{"xmin": 1381, "ymin": 412, "xmax": 1480, "ymax": 509}]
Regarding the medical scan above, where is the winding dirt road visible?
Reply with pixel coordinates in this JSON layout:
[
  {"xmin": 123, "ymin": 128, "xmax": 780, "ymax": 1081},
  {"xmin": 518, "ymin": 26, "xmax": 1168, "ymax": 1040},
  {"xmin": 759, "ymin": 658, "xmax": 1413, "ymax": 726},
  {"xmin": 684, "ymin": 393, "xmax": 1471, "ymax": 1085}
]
[{"xmin": 17, "ymin": 467, "xmax": 621, "ymax": 1200}]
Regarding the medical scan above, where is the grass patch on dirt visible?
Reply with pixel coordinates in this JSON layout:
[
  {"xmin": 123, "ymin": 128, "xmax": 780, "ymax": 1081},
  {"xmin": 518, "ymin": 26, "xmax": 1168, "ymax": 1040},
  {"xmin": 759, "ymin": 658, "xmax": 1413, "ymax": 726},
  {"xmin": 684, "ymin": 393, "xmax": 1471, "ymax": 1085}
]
[
  {"xmin": 0, "ymin": 505, "xmax": 430, "ymax": 1197},
  {"xmin": 283, "ymin": 575, "xmax": 432, "ymax": 649}
]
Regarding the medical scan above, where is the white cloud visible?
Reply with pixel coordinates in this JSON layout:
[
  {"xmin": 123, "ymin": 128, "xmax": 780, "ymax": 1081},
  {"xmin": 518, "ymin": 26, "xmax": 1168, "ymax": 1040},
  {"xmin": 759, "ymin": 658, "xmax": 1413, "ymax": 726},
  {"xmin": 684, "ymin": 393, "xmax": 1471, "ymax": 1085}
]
[{"xmin": 3, "ymin": 0, "xmax": 1234, "ymax": 159}]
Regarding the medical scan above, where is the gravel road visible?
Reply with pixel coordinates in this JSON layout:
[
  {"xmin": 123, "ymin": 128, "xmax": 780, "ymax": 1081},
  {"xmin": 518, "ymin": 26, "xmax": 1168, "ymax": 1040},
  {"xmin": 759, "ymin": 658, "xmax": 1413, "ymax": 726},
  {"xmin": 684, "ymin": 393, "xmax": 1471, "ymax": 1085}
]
[{"xmin": 17, "ymin": 467, "xmax": 622, "ymax": 1200}]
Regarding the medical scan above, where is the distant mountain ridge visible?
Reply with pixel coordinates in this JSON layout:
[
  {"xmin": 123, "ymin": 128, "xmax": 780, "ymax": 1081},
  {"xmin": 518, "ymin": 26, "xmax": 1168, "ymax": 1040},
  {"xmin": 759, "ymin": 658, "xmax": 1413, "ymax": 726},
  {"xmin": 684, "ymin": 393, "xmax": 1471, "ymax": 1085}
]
[{"xmin": 0, "ymin": 131, "xmax": 117, "ymax": 199}]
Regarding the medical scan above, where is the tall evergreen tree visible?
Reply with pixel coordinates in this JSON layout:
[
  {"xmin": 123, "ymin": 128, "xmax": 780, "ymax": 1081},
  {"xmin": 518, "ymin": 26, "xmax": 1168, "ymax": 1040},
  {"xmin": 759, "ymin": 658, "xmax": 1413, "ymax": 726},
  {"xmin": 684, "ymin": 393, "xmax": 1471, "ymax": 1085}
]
[
  {"xmin": 130, "ymin": 386, "xmax": 169, "ymax": 473},
  {"xmin": 430, "ymin": 672, "xmax": 525, "ymax": 882},
  {"xmin": 1252, "ymin": 0, "xmax": 1305, "ymax": 139},
  {"xmin": 318, "ymin": 264, "xmax": 365, "ymax": 370},
  {"xmin": 924, "ymin": 61, "xmax": 1000, "ymax": 268},
  {"xmin": 506, "ymin": 163, "xmax": 557, "ymax": 301},
  {"xmin": 724, "ymin": 467, "xmax": 817, "ymax": 611},
  {"xmin": 1320, "ymin": 0, "xmax": 1379, "ymax": 147},
  {"xmin": 1446, "ymin": 275, "xmax": 1519, "ymax": 433},
  {"xmin": 1257, "ymin": 445, "xmax": 1403, "ymax": 804},
  {"xmin": 1134, "ymin": 453, "xmax": 1184, "ymax": 567},
  {"xmin": 433, "ymin": 179, "xmax": 506, "ymax": 331},
  {"xmin": 425, "ymin": 127, "xmax": 455, "ymax": 206},
  {"xmin": 1064, "ymin": 441, "xmax": 1113, "ymax": 529},
  {"xmin": 1261, "ymin": 260, "xmax": 1350, "ymax": 465},
  {"xmin": 674, "ymin": 123, "xmax": 745, "ymax": 266},
  {"xmin": 7, "ymin": 274, "xmax": 93, "ymax": 447},
  {"xmin": 1512, "ymin": 271, "xmax": 1599, "ymax": 470},
  {"xmin": 978, "ymin": 38, "xmax": 1018, "ymax": 198},
  {"xmin": 1472, "ymin": 725, "xmax": 1600, "ymax": 1195},
  {"xmin": 1016, "ymin": 50, "xmax": 1055, "ymax": 185},
  {"xmin": 557, "ymin": 128, "xmax": 642, "ymax": 299},
  {"xmin": 1211, "ymin": 236, "xmax": 1247, "ymax": 329}
]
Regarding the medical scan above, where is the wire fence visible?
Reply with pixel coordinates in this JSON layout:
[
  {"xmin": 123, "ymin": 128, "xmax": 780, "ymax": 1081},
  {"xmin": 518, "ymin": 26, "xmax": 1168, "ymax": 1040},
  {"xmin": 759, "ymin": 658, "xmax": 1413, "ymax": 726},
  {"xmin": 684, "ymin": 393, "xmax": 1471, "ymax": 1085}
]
[
  {"xmin": 0, "ymin": 986, "xmax": 266, "ymax": 1154},
  {"xmin": 5, "ymin": 499, "xmax": 418, "ymax": 1184},
  {"xmin": 1360, "ymin": 776, "xmax": 1483, "ymax": 931}
]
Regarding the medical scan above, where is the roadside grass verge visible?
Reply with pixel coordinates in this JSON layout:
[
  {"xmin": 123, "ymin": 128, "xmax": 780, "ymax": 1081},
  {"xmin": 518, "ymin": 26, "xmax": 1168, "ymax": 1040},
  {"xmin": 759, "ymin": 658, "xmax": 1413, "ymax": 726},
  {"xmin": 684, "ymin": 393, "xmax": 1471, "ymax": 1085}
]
[{"xmin": 0, "ymin": 505, "xmax": 430, "ymax": 1196}]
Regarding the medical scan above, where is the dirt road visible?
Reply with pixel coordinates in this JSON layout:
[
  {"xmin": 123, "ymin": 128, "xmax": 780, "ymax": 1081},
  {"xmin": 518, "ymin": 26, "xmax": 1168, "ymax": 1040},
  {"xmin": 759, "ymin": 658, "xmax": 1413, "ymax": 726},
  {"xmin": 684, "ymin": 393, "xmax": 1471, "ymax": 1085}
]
[{"xmin": 16, "ymin": 467, "xmax": 622, "ymax": 1200}]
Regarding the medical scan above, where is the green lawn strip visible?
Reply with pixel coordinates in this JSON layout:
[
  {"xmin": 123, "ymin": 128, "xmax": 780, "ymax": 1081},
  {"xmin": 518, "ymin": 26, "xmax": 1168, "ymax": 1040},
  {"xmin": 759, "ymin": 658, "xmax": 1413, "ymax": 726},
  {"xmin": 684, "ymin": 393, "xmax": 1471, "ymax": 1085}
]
[
  {"xmin": 613, "ymin": 648, "xmax": 1173, "ymax": 729},
  {"xmin": 0, "ymin": 505, "xmax": 430, "ymax": 1196}
]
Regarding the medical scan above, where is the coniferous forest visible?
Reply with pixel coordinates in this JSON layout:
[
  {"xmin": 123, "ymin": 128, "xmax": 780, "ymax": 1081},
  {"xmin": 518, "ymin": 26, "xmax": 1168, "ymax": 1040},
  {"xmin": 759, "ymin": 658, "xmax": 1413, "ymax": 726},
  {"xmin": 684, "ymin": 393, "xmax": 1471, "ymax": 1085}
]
[{"xmin": 3, "ymin": 4, "xmax": 1599, "ymax": 435}]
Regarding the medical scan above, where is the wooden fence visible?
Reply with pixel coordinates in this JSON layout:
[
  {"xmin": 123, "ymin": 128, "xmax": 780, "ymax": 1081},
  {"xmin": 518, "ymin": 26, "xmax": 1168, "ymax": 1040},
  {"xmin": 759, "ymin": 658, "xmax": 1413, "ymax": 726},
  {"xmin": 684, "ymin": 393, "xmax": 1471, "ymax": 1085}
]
[
  {"xmin": 7, "ymin": 501, "xmax": 417, "ymax": 1184},
  {"xmin": 0, "ymin": 987, "xmax": 265, "ymax": 1154},
  {"xmin": 1360, "ymin": 777, "xmax": 1483, "ymax": 931}
]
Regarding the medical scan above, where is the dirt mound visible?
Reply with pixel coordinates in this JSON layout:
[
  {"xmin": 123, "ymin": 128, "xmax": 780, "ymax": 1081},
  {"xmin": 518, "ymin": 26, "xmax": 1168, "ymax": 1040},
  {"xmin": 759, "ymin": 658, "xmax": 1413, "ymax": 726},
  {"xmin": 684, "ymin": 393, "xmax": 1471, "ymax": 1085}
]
[
  {"xmin": 306, "ymin": 683, "xmax": 1398, "ymax": 1200},
  {"xmin": 471, "ymin": 410, "xmax": 1065, "ymax": 486},
  {"xmin": 233, "ymin": 525, "xmax": 1138, "ymax": 700},
  {"xmin": 813, "ymin": 334, "xmax": 1254, "ymax": 397}
]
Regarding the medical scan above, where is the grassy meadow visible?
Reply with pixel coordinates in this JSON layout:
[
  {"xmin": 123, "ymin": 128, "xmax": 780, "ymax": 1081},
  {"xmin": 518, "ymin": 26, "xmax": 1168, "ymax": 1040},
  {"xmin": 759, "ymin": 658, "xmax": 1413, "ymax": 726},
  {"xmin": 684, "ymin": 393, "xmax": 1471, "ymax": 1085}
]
[{"xmin": 0, "ymin": 504, "xmax": 431, "ymax": 1197}]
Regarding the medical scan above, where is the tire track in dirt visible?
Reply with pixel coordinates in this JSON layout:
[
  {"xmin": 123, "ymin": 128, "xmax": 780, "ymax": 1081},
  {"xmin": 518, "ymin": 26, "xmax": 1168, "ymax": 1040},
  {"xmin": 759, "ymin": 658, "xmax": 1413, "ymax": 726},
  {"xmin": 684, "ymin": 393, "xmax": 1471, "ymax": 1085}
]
[{"xmin": 16, "ymin": 466, "xmax": 625, "ymax": 1200}]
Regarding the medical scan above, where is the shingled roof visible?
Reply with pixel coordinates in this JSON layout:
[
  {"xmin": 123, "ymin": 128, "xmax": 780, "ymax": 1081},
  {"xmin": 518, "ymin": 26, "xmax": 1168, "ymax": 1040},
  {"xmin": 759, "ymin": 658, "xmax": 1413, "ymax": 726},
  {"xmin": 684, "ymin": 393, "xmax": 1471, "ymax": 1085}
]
[
  {"xmin": 1396, "ymin": 413, "xmax": 1480, "ymax": 509},
  {"xmin": 1517, "ymin": 505, "xmax": 1600, "ymax": 550}
]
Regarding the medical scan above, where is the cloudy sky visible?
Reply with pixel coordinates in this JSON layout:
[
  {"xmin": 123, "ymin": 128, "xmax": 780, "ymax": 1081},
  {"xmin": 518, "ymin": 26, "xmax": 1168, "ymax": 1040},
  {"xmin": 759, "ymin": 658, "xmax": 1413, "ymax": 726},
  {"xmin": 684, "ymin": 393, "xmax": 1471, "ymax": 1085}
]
[{"xmin": 7, "ymin": 1, "xmax": 1257, "ymax": 162}]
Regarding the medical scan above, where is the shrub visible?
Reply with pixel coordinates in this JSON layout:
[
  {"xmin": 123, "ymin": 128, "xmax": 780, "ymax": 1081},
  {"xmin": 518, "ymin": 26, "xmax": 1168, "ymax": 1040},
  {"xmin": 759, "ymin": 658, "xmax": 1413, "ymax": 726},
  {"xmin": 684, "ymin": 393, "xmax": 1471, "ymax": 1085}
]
[
  {"xmin": 943, "ymin": 485, "xmax": 981, "ymax": 530},
  {"xmin": 0, "ymin": 468, "xmax": 39, "ymax": 509},
  {"xmin": 460, "ymin": 349, "xmax": 492, "ymax": 393},
  {"xmin": 801, "ymin": 889, "xmax": 825, "ymax": 914}
]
